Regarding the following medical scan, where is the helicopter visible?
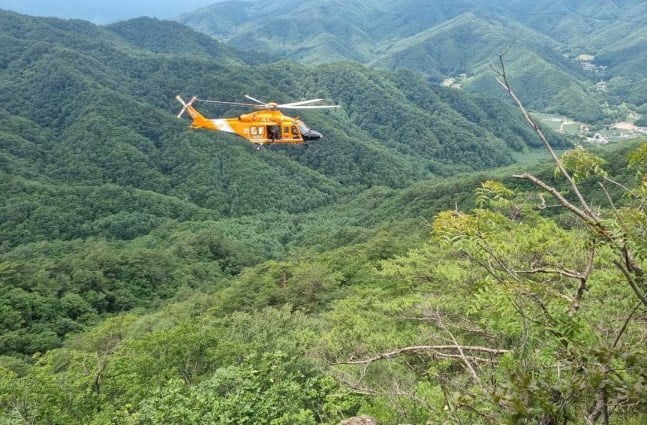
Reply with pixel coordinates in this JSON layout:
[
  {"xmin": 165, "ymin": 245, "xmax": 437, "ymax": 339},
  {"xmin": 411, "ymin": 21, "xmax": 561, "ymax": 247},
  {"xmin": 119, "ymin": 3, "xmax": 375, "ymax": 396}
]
[{"xmin": 176, "ymin": 95, "xmax": 340, "ymax": 149}]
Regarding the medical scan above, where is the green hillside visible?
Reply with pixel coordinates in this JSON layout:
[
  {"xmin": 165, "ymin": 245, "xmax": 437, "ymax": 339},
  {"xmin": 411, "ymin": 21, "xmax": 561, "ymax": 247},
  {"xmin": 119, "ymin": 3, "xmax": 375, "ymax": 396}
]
[
  {"xmin": 373, "ymin": 13, "xmax": 605, "ymax": 122},
  {"xmin": 106, "ymin": 17, "xmax": 246, "ymax": 62},
  {"xmin": 0, "ymin": 10, "xmax": 562, "ymax": 194},
  {"xmin": 178, "ymin": 0, "xmax": 647, "ymax": 122},
  {"xmin": 2, "ymin": 139, "xmax": 645, "ymax": 422},
  {"xmin": 504, "ymin": 0, "xmax": 642, "ymax": 43},
  {"xmin": 0, "ymin": 9, "xmax": 567, "ymax": 355},
  {"xmin": 592, "ymin": 9, "xmax": 647, "ymax": 105}
]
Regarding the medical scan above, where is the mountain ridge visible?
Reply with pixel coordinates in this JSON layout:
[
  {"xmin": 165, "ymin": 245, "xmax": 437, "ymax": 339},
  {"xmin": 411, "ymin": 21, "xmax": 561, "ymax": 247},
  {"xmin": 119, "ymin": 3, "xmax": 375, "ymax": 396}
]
[{"xmin": 177, "ymin": 0, "xmax": 647, "ymax": 121}]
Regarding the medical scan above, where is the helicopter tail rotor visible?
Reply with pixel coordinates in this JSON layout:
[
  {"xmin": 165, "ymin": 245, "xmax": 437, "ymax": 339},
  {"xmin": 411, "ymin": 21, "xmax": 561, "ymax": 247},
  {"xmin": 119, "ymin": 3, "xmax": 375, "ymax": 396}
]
[{"xmin": 176, "ymin": 95, "xmax": 197, "ymax": 119}]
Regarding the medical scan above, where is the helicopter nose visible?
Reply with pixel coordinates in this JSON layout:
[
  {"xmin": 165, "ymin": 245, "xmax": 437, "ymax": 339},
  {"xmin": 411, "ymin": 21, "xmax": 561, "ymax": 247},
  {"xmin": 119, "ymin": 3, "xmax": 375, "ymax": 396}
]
[{"xmin": 304, "ymin": 130, "xmax": 323, "ymax": 140}]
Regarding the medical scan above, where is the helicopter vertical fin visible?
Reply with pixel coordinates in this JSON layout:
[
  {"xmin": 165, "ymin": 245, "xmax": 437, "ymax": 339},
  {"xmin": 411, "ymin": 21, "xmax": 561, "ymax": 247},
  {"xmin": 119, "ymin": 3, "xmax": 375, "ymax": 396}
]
[{"xmin": 176, "ymin": 95, "xmax": 211, "ymax": 129}]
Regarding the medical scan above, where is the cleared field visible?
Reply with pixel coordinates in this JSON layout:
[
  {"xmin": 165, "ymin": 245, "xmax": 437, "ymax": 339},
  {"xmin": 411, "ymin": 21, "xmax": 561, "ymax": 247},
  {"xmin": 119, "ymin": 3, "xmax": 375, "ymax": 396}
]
[{"xmin": 532, "ymin": 112, "xmax": 585, "ymax": 136}]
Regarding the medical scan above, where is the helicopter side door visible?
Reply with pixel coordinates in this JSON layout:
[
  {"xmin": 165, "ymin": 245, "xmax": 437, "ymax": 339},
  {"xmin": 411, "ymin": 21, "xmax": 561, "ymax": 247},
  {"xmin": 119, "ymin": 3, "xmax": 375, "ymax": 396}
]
[{"xmin": 267, "ymin": 125, "xmax": 281, "ymax": 141}]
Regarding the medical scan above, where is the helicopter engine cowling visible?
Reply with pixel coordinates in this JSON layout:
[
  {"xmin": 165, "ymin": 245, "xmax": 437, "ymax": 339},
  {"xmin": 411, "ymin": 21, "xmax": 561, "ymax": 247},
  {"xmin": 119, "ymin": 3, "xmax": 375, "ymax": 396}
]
[{"xmin": 238, "ymin": 113, "xmax": 256, "ymax": 122}]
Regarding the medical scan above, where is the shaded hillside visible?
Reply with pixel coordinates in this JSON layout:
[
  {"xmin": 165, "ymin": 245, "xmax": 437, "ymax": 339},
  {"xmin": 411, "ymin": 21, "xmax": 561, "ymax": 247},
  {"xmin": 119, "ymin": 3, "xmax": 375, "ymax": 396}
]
[
  {"xmin": 106, "ymin": 17, "xmax": 246, "ymax": 62},
  {"xmin": 374, "ymin": 13, "xmax": 604, "ymax": 121},
  {"xmin": 0, "ymin": 10, "xmax": 557, "ymax": 198},
  {"xmin": 504, "ymin": 0, "xmax": 644, "ymax": 43},
  {"xmin": 586, "ymin": 3, "xmax": 647, "ymax": 106},
  {"xmin": 178, "ymin": 0, "xmax": 647, "ymax": 120},
  {"xmin": 0, "ymin": 10, "xmax": 569, "ymax": 352},
  {"xmin": 178, "ymin": 0, "xmax": 380, "ymax": 63}
]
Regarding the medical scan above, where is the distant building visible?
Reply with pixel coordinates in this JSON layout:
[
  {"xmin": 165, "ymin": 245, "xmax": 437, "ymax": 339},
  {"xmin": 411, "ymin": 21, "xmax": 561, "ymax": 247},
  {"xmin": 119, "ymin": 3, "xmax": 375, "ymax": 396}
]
[
  {"xmin": 441, "ymin": 77, "xmax": 462, "ymax": 90},
  {"xmin": 586, "ymin": 133, "xmax": 609, "ymax": 144},
  {"xmin": 577, "ymin": 54, "xmax": 595, "ymax": 62}
]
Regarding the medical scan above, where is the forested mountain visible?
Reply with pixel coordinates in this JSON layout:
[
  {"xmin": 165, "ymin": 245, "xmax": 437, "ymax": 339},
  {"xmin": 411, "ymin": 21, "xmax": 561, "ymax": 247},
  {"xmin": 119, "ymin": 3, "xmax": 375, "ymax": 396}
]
[
  {"xmin": 0, "ymin": 9, "xmax": 565, "ymax": 353},
  {"xmin": 0, "ymin": 0, "xmax": 218, "ymax": 23},
  {"xmin": 0, "ymin": 10, "xmax": 561, "ymax": 205},
  {"xmin": 178, "ymin": 0, "xmax": 647, "ymax": 122},
  {"xmin": 374, "ymin": 13, "xmax": 605, "ymax": 121}
]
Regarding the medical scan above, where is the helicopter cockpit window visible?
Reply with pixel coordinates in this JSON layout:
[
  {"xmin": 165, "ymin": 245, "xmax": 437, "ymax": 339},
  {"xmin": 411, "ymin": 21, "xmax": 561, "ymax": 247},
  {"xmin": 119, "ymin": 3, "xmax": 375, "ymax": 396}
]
[{"xmin": 298, "ymin": 123, "xmax": 310, "ymax": 135}]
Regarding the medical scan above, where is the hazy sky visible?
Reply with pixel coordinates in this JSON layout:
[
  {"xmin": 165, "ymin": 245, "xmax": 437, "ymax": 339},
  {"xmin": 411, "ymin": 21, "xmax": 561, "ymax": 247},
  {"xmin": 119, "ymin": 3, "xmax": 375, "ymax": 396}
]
[{"xmin": 0, "ymin": 0, "xmax": 222, "ymax": 24}]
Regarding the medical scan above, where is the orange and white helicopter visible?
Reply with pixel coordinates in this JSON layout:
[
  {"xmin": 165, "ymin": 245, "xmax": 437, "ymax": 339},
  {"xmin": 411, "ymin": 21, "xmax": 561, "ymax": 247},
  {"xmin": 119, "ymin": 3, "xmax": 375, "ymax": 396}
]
[{"xmin": 176, "ymin": 95, "xmax": 340, "ymax": 149}]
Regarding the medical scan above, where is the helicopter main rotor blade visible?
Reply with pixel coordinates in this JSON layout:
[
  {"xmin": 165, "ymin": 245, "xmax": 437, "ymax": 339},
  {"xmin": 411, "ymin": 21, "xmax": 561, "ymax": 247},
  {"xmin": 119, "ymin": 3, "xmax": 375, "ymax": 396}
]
[
  {"xmin": 279, "ymin": 105, "xmax": 341, "ymax": 109},
  {"xmin": 196, "ymin": 99, "xmax": 258, "ymax": 107},
  {"xmin": 244, "ymin": 95, "xmax": 267, "ymax": 106},
  {"xmin": 277, "ymin": 99, "xmax": 324, "ymax": 107}
]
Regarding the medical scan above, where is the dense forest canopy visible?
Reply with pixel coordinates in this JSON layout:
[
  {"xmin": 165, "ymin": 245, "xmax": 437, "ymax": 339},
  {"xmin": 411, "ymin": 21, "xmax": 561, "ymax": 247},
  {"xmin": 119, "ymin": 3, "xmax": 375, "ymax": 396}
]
[
  {"xmin": 0, "ymin": 4, "xmax": 646, "ymax": 425},
  {"xmin": 0, "ymin": 8, "xmax": 570, "ymax": 359}
]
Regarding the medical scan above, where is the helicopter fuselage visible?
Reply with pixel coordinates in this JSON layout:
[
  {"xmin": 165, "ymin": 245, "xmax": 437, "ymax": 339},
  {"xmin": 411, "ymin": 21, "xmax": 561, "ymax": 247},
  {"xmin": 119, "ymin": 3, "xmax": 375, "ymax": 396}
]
[{"xmin": 188, "ymin": 107, "xmax": 322, "ymax": 145}]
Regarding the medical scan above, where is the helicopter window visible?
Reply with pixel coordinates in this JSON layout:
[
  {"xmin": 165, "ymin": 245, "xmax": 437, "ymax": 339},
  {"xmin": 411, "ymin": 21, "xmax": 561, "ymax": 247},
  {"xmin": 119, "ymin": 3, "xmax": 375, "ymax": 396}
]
[
  {"xmin": 298, "ymin": 123, "xmax": 310, "ymax": 134},
  {"xmin": 284, "ymin": 127, "xmax": 289, "ymax": 134},
  {"xmin": 251, "ymin": 127, "xmax": 257, "ymax": 135},
  {"xmin": 291, "ymin": 126, "xmax": 299, "ymax": 138}
]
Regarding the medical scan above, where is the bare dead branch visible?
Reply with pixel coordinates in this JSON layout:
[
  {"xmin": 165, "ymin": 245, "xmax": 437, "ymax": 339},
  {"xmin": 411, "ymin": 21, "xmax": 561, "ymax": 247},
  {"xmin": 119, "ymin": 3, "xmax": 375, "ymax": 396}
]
[
  {"xmin": 621, "ymin": 246, "xmax": 644, "ymax": 279},
  {"xmin": 448, "ymin": 327, "xmax": 481, "ymax": 383},
  {"xmin": 613, "ymin": 301, "xmax": 643, "ymax": 348},
  {"xmin": 603, "ymin": 176, "xmax": 635, "ymax": 195},
  {"xmin": 599, "ymin": 182, "xmax": 619, "ymax": 215},
  {"xmin": 612, "ymin": 260, "xmax": 647, "ymax": 309},
  {"xmin": 492, "ymin": 51, "xmax": 597, "ymax": 220},
  {"xmin": 433, "ymin": 352, "xmax": 493, "ymax": 363},
  {"xmin": 513, "ymin": 173, "xmax": 599, "ymax": 227},
  {"xmin": 587, "ymin": 386, "xmax": 610, "ymax": 425},
  {"xmin": 511, "ymin": 267, "xmax": 584, "ymax": 280},
  {"xmin": 462, "ymin": 250, "xmax": 508, "ymax": 284},
  {"xmin": 514, "ymin": 174, "xmax": 646, "ymax": 311},
  {"xmin": 571, "ymin": 245, "xmax": 596, "ymax": 316},
  {"xmin": 333, "ymin": 369, "xmax": 436, "ymax": 410},
  {"xmin": 476, "ymin": 241, "xmax": 522, "ymax": 282},
  {"xmin": 495, "ymin": 53, "xmax": 647, "ymax": 310},
  {"xmin": 335, "ymin": 345, "xmax": 511, "ymax": 366}
]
